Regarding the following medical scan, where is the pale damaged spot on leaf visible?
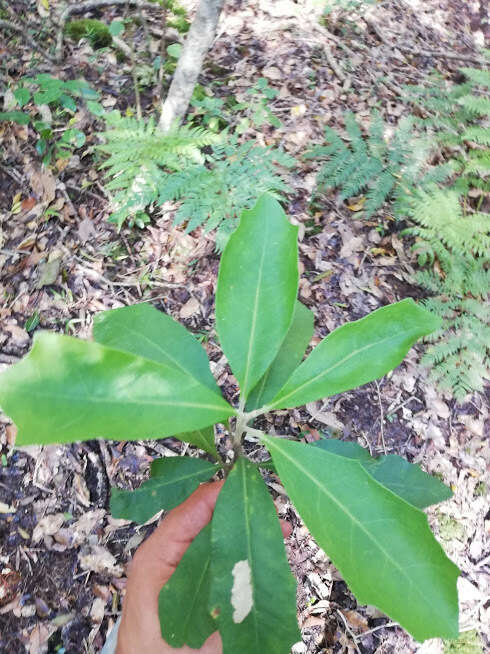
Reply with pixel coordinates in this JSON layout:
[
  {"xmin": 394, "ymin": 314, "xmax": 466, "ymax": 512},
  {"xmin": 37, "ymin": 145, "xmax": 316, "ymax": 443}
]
[{"xmin": 231, "ymin": 559, "xmax": 253, "ymax": 624}]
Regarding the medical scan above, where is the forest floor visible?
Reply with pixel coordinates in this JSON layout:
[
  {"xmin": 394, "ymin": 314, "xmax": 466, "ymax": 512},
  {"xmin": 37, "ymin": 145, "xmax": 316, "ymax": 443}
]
[{"xmin": 0, "ymin": 0, "xmax": 489, "ymax": 653}]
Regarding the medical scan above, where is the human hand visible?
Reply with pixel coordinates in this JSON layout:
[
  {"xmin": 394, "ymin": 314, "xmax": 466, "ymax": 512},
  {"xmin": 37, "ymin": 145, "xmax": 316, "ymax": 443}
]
[{"xmin": 115, "ymin": 481, "xmax": 291, "ymax": 654}]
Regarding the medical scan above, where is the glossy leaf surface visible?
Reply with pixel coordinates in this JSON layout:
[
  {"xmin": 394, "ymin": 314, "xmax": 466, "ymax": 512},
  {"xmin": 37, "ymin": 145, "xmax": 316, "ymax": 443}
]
[
  {"xmin": 111, "ymin": 457, "xmax": 218, "ymax": 523},
  {"xmin": 216, "ymin": 194, "xmax": 298, "ymax": 398},
  {"xmin": 0, "ymin": 332, "xmax": 234, "ymax": 446},
  {"xmin": 262, "ymin": 435, "xmax": 459, "ymax": 641},
  {"xmin": 269, "ymin": 299, "xmax": 441, "ymax": 409},
  {"xmin": 246, "ymin": 301, "xmax": 314, "ymax": 410},
  {"xmin": 210, "ymin": 458, "xmax": 299, "ymax": 654},
  {"xmin": 313, "ymin": 439, "xmax": 452, "ymax": 509},
  {"xmin": 93, "ymin": 302, "xmax": 219, "ymax": 391},
  {"xmin": 159, "ymin": 523, "xmax": 216, "ymax": 648}
]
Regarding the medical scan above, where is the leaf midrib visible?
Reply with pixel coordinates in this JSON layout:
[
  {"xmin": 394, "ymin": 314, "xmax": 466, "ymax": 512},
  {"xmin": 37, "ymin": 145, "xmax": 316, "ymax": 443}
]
[
  {"xmin": 239, "ymin": 461, "xmax": 260, "ymax": 648},
  {"xmin": 241, "ymin": 223, "xmax": 269, "ymax": 395},
  {"xmin": 271, "ymin": 328, "xmax": 421, "ymax": 407},
  {"xmin": 21, "ymin": 390, "xmax": 230, "ymax": 412},
  {"xmin": 267, "ymin": 440, "xmax": 454, "ymax": 630}
]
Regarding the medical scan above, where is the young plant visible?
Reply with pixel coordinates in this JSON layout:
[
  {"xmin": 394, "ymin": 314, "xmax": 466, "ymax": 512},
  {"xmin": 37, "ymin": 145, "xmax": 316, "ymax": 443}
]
[
  {"xmin": 0, "ymin": 195, "xmax": 459, "ymax": 651},
  {"xmin": 0, "ymin": 74, "xmax": 102, "ymax": 165},
  {"xmin": 234, "ymin": 77, "xmax": 282, "ymax": 131}
]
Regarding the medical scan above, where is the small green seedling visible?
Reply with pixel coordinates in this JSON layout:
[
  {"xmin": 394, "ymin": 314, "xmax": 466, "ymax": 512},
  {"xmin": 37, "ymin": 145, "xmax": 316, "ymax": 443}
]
[
  {"xmin": 0, "ymin": 74, "xmax": 103, "ymax": 165},
  {"xmin": 0, "ymin": 195, "xmax": 459, "ymax": 652},
  {"xmin": 235, "ymin": 77, "xmax": 282, "ymax": 130}
]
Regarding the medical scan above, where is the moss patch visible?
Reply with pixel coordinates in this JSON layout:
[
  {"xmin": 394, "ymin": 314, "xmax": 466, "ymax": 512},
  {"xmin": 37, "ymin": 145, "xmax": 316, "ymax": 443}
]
[{"xmin": 65, "ymin": 19, "xmax": 112, "ymax": 49}]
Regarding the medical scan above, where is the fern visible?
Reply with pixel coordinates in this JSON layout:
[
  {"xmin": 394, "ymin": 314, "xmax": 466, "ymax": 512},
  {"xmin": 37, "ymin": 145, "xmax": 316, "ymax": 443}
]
[
  {"xmin": 404, "ymin": 187, "xmax": 489, "ymax": 399},
  {"xmin": 97, "ymin": 114, "xmax": 221, "ymax": 229},
  {"xmin": 404, "ymin": 65, "xmax": 490, "ymax": 194},
  {"xmin": 458, "ymin": 94, "xmax": 490, "ymax": 117},
  {"xmin": 158, "ymin": 138, "xmax": 295, "ymax": 249},
  {"xmin": 307, "ymin": 65, "xmax": 490, "ymax": 400},
  {"xmin": 404, "ymin": 188, "xmax": 490, "ymax": 258},
  {"xmin": 459, "ymin": 67, "xmax": 490, "ymax": 87},
  {"xmin": 99, "ymin": 113, "xmax": 220, "ymax": 175},
  {"xmin": 98, "ymin": 114, "xmax": 294, "ymax": 240},
  {"xmin": 418, "ymin": 259, "xmax": 490, "ymax": 400},
  {"xmin": 307, "ymin": 113, "xmax": 430, "ymax": 218}
]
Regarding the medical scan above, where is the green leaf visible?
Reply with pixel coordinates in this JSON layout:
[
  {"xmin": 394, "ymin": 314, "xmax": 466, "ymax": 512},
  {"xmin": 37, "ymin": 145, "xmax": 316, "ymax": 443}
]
[
  {"xmin": 93, "ymin": 303, "xmax": 220, "ymax": 393},
  {"xmin": 269, "ymin": 299, "xmax": 441, "ymax": 409},
  {"xmin": 0, "ymin": 332, "xmax": 235, "ymax": 446},
  {"xmin": 109, "ymin": 20, "xmax": 125, "ymax": 36},
  {"xmin": 262, "ymin": 435, "xmax": 459, "ymax": 641},
  {"xmin": 159, "ymin": 523, "xmax": 216, "ymax": 648},
  {"xmin": 14, "ymin": 87, "xmax": 30, "ymax": 107},
  {"xmin": 209, "ymin": 457, "xmax": 299, "ymax": 654},
  {"xmin": 111, "ymin": 457, "xmax": 218, "ymax": 523},
  {"xmin": 0, "ymin": 111, "xmax": 30, "ymax": 125},
  {"xmin": 24, "ymin": 312, "xmax": 40, "ymax": 333},
  {"xmin": 61, "ymin": 128, "xmax": 86, "ymax": 147},
  {"xmin": 167, "ymin": 43, "xmax": 182, "ymax": 58},
  {"xmin": 36, "ymin": 139, "xmax": 47, "ymax": 156},
  {"xmin": 313, "ymin": 439, "xmax": 452, "ymax": 508},
  {"xmin": 173, "ymin": 425, "xmax": 219, "ymax": 460},
  {"xmin": 246, "ymin": 301, "xmax": 314, "ymax": 410},
  {"xmin": 216, "ymin": 195, "xmax": 298, "ymax": 398},
  {"xmin": 60, "ymin": 94, "xmax": 77, "ymax": 112},
  {"xmin": 86, "ymin": 100, "xmax": 105, "ymax": 116},
  {"xmin": 34, "ymin": 88, "xmax": 62, "ymax": 105}
]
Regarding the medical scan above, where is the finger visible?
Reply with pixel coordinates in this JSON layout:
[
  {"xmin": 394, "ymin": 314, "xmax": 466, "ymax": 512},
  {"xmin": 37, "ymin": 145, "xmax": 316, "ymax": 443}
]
[
  {"xmin": 117, "ymin": 482, "xmax": 224, "ymax": 654},
  {"xmin": 130, "ymin": 481, "xmax": 224, "ymax": 594}
]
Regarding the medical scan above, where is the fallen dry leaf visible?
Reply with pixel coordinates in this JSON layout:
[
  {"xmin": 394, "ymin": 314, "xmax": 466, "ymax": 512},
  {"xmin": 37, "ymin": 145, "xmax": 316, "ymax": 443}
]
[
  {"xmin": 347, "ymin": 196, "xmax": 366, "ymax": 211},
  {"xmin": 0, "ymin": 568, "xmax": 21, "ymax": 607},
  {"xmin": 79, "ymin": 545, "xmax": 124, "ymax": 577},
  {"xmin": 32, "ymin": 513, "xmax": 65, "ymax": 543},
  {"xmin": 26, "ymin": 163, "xmax": 56, "ymax": 204},
  {"xmin": 179, "ymin": 296, "xmax": 200, "ymax": 319}
]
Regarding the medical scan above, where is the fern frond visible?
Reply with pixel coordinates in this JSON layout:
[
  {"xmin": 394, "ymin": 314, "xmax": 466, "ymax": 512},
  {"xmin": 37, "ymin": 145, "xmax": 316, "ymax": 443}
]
[
  {"xmin": 458, "ymin": 94, "xmax": 490, "ymax": 117},
  {"xmin": 460, "ymin": 67, "xmax": 490, "ymax": 88},
  {"xmin": 464, "ymin": 151, "xmax": 490, "ymax": 176},
  {"xmin": 462, "ymin": 127, "xmax": 490, "ymax": 145},
  {"xmin": 364, "ymin": 169, "xmax": 396, "ymax": 217}
]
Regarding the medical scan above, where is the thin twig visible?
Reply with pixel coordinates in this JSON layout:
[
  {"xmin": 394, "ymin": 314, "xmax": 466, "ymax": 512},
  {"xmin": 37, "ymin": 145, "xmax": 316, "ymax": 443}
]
[
  {"xmin": 336, "ymin": 609, "xmax": 362, "ymax": 654},
  {"xmin": 323, "ymin": 44, "xmax": 346, "ymax": 83},
  {"xmin": 358, "ymin": 621, "xmax": 398, "ymax": 637},
  {"xmin": 125, "ymin": 28, "xmax": 142, "ymax": 119}
]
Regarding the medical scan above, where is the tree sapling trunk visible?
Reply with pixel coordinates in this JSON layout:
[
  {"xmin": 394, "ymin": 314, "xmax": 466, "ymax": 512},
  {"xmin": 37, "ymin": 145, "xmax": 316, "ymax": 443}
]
[{"xmin": 158, "ymin": 0, "xmax": 225, "ymax": 132}]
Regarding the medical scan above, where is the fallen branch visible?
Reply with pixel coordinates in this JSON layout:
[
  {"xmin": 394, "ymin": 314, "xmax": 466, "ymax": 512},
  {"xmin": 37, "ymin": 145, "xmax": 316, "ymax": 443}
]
[
  {"xmin": 323, "ymin": 43, "xmax": 346, "ymax": 82},
  {"xmin": 55, "ymin": 0, "xmax": 157, "ymax": 62},
  {"xmin": 0, "ymin": 19, "xmax": 55, "ymax": 62}
]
